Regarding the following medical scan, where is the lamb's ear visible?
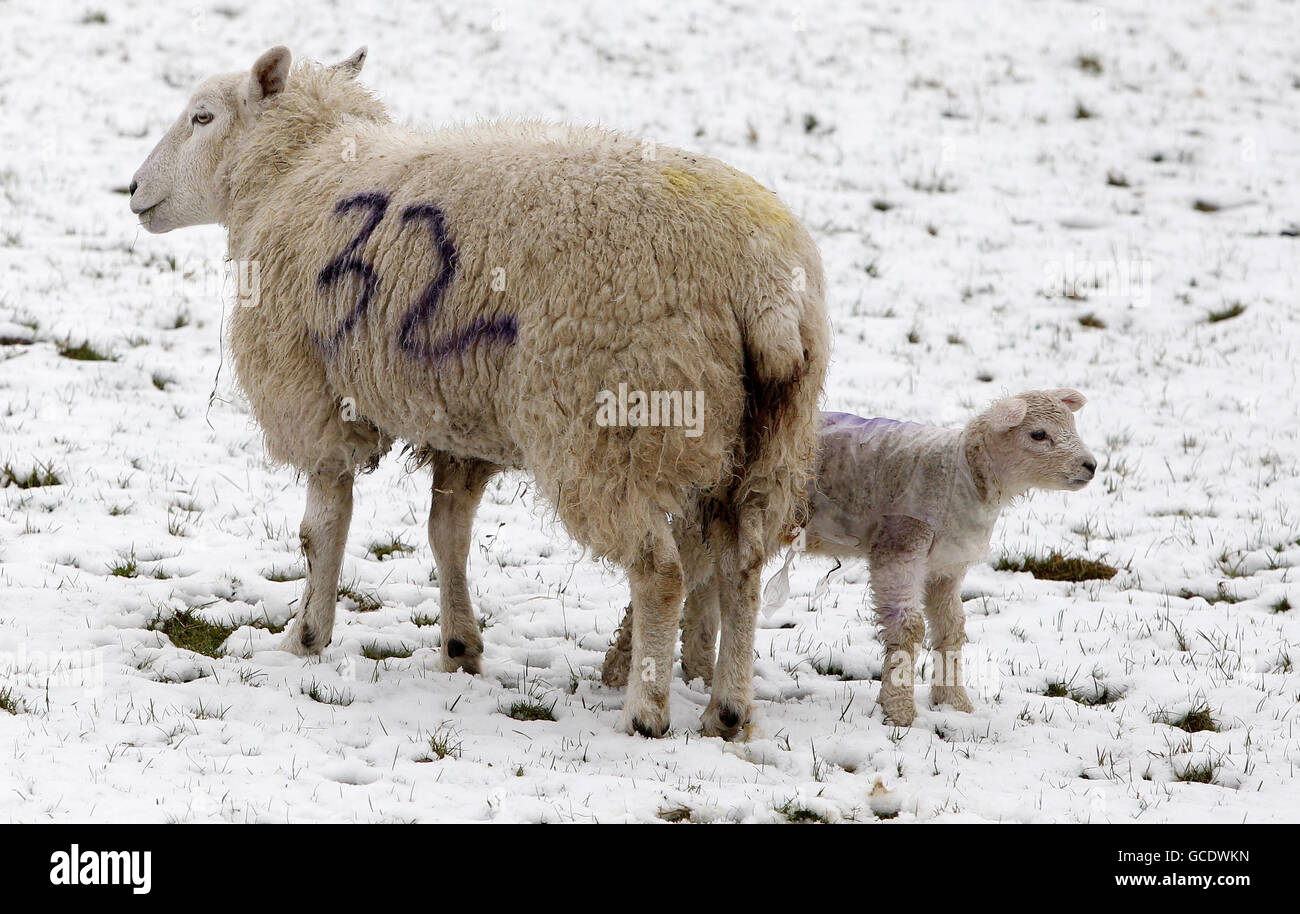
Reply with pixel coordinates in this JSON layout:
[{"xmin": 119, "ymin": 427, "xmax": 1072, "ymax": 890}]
[
  {"xmin": 248, "ymin": 46, "xmax": 291, "ymax": 103},
  {"xmin": 1051, "ymin": 388, "xmax": 1087, "ymax": 412},
  {"xmin": 986, "ymin": 397, "xmax": 1028, "ymax": 432},
  {"xmin": 331, "ymin": 46, "xmax": 367, "ymax": 78}
]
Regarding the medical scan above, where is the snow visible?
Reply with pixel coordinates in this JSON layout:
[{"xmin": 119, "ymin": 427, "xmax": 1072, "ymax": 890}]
[{"xmin": 1, "ymin": 0, "xmax": 1298, "ymax": 822}]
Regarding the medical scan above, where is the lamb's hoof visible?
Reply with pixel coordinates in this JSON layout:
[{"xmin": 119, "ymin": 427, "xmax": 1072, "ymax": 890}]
[
  {"xmin": 931, "ymin": 686, "xmax": 974, "ymax": 713},
  {"xmin": 681, "ymin": 660, "xmax": 714, "ymax": 688},
  {"xmin": 879, "ymin": 691, "xmax": 917, "ymax": 727},
  {"xmin": 701, "ymin": 701, "xmax": 750, "ymax": 740},
  {"xmin": 621, "ymin": 704, "xmax": 670, "ymax": 738},
  {"xmin": 601, "ymin": 646, "xmax": 631, "ymax": 689},
  {"xmin": 440, "ymin": 637, "xmax": 483, "ymax": 674},
  {"xmin": 279, "ymin": 624, "xmax": 324, "ymax": 657}
]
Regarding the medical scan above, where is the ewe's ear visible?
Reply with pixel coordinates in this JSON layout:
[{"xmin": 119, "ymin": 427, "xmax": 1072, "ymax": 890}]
[
  {"xmin": 331, "ymin": 46, "xmax": 367, "ymax": 78},
  {"xmin": 1051, "ymin": 388, "xmax": 1087, "ymax": 412},
  {"xmin": 987, "ymin": 397, "xmax": 1028, "ymax": 433},
  {"xmin": 249, "ymin": 46, "xmax": 291, "ymax": 103}
]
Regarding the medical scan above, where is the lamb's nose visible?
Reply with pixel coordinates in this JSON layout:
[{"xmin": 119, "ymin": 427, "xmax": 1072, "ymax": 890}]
[
  {"xmin": 1082, "ymin": 459, "xmax": 1097, "ymax": 476},
  {"xmin": 129, "ymin": 180, "xmax": 138, "ymax": 196}
]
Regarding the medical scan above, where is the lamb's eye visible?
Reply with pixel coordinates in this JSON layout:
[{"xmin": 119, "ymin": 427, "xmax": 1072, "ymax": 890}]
[
  {"xmin": 192, "ymin": 111, "xmax": 213, "ymax": 126},
  {"xmin": 1030, "ymin": 429, "xmax": 1049, "ymax": 441}
]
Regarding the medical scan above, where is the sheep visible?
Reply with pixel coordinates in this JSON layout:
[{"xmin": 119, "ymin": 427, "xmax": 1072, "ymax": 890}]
[
  {"xmin": 128, "ymin": 46, "xmax": 830, "ymax": 739},
  {"xmin": 604, "ymin": 389, "xmax": 1097, "ymax": 727}
]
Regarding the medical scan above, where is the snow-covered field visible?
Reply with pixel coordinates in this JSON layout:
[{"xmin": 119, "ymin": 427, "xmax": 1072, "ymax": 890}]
[{"xmin": 1, "ymin": 0, "xmax": 1298, "ymax": 822}]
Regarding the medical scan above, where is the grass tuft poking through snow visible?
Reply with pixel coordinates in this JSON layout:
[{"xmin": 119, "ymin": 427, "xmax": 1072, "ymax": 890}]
[
  {"xmin": 778, "ymin": 800, "xmax": 830, "ymax": 824},
  {"xmin": 995, "ymin": 552, "xmax": 1118, "ymax": 581},
  {"xmin": 506, "ymin": 698, "xmax": 557, "ymax": 723},
  {"xmin": 149, "ymin": 610, "xmax": 236, "ymax": 657},
  {"xmin": 0, "ymin": 687, "xmax": 24, "ymax": 715},
  {"xmin": 1, "ymin": 462, "xmax": 61, "ymax": 489},
  {"xmin": 361, "ymin": 642, "xmax": 414, "ymax": 661},
  {"xmin": 1157, "ymin": 703, "xmax": 1219, "ymax": 734},
  {"xmin": 1206, "ymin": 302, "xmax": 1247, "ymax": 323},
  {"xmin": 419, "ymin": 727, "xmax": 462, "ymax": 762},
  {"xmin": 56, "ymin": 339, "xmax": 115, "ymax": 361}
]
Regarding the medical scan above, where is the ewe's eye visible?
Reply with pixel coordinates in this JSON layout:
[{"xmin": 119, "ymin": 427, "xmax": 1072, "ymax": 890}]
[
  {"xmin": 1030, "ymin": 429, "xmax": 1049, "ymax": 442},
  {"xmin": 192, "ymin": 111, "xmax": 213, "ymax": 126}
]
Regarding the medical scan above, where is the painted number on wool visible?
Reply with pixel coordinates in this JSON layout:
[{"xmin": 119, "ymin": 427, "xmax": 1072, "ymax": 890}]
[{"xmin": 315, "ymin": 191, "xmax": 517, "ymax": 362}]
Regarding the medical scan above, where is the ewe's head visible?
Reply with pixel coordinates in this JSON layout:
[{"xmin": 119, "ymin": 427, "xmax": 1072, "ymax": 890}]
[
  {"xmin": 129, "ymin": 45, "xmax": 367, "ymax": 233},
  {"xmin": 971, "ymin": 388, "xmax": 1097, "ymax": 500}
]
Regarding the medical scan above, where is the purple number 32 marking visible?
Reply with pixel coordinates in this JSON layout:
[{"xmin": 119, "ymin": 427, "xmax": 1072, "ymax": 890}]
[
  {"xmin": 315, "ymin": 191, "xmax": 518, "ymax": 363},
  {"xmin": 397, "ymin": 203, "xmax": 518, "ymax": 362}
]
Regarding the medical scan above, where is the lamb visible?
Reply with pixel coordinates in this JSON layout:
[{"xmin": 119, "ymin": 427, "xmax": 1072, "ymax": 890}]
[
  {"xmin": 128, "ymin": 46, "xmax": 830, "ymax": 739},
  {"xmin": 604, "ymin": 389, "xmax": 1096, "ymax": 727}
]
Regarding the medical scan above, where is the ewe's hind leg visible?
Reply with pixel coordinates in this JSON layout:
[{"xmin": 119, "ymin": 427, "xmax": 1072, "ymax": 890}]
[
  {"xmin": 281, "ymin": 468, "xmax": 354, "ymax": 656},
  {"xmin": 620, "ymin": 520, "xmax": 684, "ymax": 738},
  {"xmin": 924, "ymin": 572, "xmax": 974, "ymax": 712},
  {"xmin": 869, "ymin": 516, "xmax": 934, "ymax": 727},
  {"xmin": 702, "ymin": 513, "xmax": 763, "ymax": 740},
  {"xmin": 680, "ymin": 576, "xmax": 720, "ymax": 686},
  {"xmin": 429, "ymin": 452, "xmax": 497, "ymax": 674}
]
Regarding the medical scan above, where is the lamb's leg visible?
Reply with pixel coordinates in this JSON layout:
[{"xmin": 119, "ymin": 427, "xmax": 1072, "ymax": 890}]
[
  {"xmin": 605, "ymin": 521, "xmax": 714, "ymax": 689},
  {"xmin": 604, "ymin": 575, "xmax": 718, "ymax": 688},
  {"xmin": 429, "ymin": 452, "xmax": 497, "ymax": 675},
  {"xmin": 924, "ymin": 571, "xmax": 974, "ymax": 712},
  {"xmin": 280, "ymin": 467, "xmax": 354, "ymax": 656},
  {"xmin": 869, "ymin": 516, "xmax": 933, "ymax": 727},
  {"xmin": 620, "ymin": 520, "xmax": 684, "ymax": 738},
  {"xmin": 601, "ymin": 604, "xmax": 634, "ymax": 688},
  {"xmin": 680, "ymin": 575, "xmax": 720, "ymax": 686},
  {"xmin": 701, "ymin": 511, "xmax": 763, "ymax": 739}
]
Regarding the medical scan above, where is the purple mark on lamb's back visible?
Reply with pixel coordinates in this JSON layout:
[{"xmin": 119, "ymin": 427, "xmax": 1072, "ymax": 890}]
[{"xmin": 821, "ymin": 412, "xmax": 907, "ymax": 431}]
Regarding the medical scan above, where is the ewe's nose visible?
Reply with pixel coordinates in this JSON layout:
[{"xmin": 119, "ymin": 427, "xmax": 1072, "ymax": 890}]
[
  {"xmin": 129, "ymin": 179, "xmax": 138, "ymax": 197},
  {"xmin": 1081, "ymin": 458, "xmax": 1097, "ymax": 478}
]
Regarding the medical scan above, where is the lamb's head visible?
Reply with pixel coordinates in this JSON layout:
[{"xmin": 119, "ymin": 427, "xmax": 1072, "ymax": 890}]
[
  {"xmin": 970, "ymin": 388, "xmax": 1097, "ymax": 500},
  {"xmin": 129, "ymin": 45, "xmax": 367, "ymax": 233}
]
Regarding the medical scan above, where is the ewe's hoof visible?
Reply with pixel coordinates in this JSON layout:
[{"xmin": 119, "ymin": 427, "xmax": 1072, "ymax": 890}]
[
  {"xmin": 632, "ymin": 716, "xmax": 668, "ymax": 739},
  {"xmin": 279, "ymin": 624, "xmax": 324, "ymax": 657},
  {"xmin": 621, "ymin": 704, "xmax": 670, "ymax": 738},
  {"xmin": 440, "ymin": 636, "xmax": 483, "ymax": 674},
  {"xmin": 701, "ymin": 702, "xmax": 750, "ymax": 740},
  {"xmin": 930, "ymin": 686, "xmax": 974, "ymax": 713}
]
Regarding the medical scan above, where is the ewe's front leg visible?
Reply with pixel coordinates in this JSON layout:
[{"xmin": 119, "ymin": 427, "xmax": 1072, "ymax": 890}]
[
  {"xmin": 429, "ymin": 453, "xmax": 497, "ymax": 674},
  {"xmin": 869, "ymin": 516, "xmax": 933, "ymax": 727},
  {"xmin": 281, "ymin": 468, "xmax": 354, "ymax": 656},
  {"xmin": 924, "ymin": 572, "xmax": 974, "ymax": 712}
]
